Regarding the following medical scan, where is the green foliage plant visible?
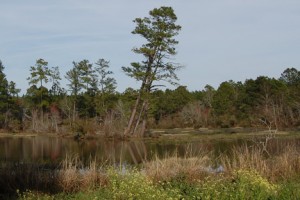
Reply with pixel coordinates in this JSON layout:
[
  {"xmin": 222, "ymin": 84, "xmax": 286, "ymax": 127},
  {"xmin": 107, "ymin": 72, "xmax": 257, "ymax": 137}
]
[
  {"xmin": 197, "ymin": 170, "xmax": 278, "ymax": 200},
  {"xmin": 105, "ymin": 169, "xmax": 181, "ymax": 200}
]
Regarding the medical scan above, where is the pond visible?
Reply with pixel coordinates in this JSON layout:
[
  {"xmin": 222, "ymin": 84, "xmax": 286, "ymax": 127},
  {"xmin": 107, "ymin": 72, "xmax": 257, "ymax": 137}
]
[{"xmin": 0, "ymin": 134, "xmax": 299, "ymax": 166}]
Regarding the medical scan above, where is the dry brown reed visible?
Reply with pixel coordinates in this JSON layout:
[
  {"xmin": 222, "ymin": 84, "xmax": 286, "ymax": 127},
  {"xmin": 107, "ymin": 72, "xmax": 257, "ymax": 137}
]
[
  {"xmin": 219, "ymin": 144, "xmax": 300, "ymax": 181},
  {"xmin": 220, "ymin": 145, "xmax": 269, "ymax": 176},
  {"xmin": 58, "ymin": 155, "xmax": 108, "ymax": 193},
  {"xmin": 143, "ymin": 149, "xmax": 212, "ymax": 182},
  {"xmin": 58, "ymin": 155, "xmax": 81, "ymax": 192},
  {"xmin": 269, "ymin": 144, "xmax": 300, "ymax": 180},
  {"xmin": 142, "ymin": 141, "xmax": 300, "ymax": 183}
]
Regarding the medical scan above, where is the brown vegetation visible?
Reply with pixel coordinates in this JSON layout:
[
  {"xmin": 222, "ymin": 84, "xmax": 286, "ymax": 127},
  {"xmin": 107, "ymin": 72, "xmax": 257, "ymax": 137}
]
[
  {"xmin": 58, "ymin": 155, "xmax": 108, "ymax": 193},
  {"xmin": 1, "ymin": 141, "xmax": 299, "ymax": 196},
  {"xmin": 221, "ymin": 144, "xmax": 300, "ymax": 182},
  {"xmin": 143, "ymin": 155, "xmax": 211, "ymax": 183}
]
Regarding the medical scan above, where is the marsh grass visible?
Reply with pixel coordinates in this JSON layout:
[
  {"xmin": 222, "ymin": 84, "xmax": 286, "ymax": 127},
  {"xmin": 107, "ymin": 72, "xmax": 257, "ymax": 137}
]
[
  {"xmin": 271, "ymin": 144, "xmax": 300, "ymax": 180},
  {"xmin": 220, "ymin": 144, "xmax": 300, "ymax": 181},
  {"xmin": 58, "ymin": 155, "xmax": 108, "ymax": 193},
  {"xmin": 19, "ymin": 166, "xmax": 300, "ymax": 200},
  {"xmin": 2, "ymin": 141, "xmax": 300, "ymax": 199},
  {"xmin": 143, "ymin": 149, "xmax": 212, "ymax": 182}
]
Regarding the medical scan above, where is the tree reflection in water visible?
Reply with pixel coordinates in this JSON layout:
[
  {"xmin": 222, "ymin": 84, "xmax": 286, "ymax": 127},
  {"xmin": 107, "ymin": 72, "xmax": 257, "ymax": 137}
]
[{"xmin": 0, "ymin": 136, "xmax": 299, "ymax": 167}]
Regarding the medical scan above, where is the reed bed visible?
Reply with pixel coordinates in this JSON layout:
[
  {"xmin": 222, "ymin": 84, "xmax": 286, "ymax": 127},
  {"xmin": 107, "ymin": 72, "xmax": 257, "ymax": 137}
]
[
  {"xmin": 220, "ymin": 144, "xmax": 300, "ymax": 181},
  {"xmin": 143, "ymin": 151, "xmax": 212, "ymax": 182},
  {"xmin": 58, "ymin": 155, "xmax": 108, "ymax": 193}
]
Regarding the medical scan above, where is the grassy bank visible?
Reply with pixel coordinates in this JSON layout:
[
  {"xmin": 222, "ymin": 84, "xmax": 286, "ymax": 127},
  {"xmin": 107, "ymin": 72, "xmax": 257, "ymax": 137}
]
[
  {"xmin": 19, "ymin": 169, "xmax": 300, "ymax": 200},
  {"xmin": 1, "ymin": 142, "xmax": 299, "ymax": 199}
]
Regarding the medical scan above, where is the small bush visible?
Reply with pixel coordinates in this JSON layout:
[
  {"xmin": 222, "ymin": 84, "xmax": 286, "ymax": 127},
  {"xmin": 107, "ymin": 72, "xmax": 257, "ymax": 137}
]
[
  {"xmin": 276, "ymin": 181, "xmax": 300, "ymax": 199},
  {"xmin": 197, "ymin": 170, "xmax": 278, "ymax": 200},
  {"xmin": 106, "ymin": 169, "xmax": 181, "ymax": 200}
]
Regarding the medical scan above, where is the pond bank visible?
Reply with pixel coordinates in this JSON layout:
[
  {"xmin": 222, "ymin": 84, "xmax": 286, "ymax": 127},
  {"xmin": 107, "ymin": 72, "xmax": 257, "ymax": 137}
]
[
  {"xmin": 1, "ymin": 127, "xmax": 299, "ymax": 139},
  {"xmin": 4, "ymin": 142, "xmax": 300, "ymax": 199},
  {"xmin": 1, "ymin": 129, "xmax": 300, "ymax": 199}
]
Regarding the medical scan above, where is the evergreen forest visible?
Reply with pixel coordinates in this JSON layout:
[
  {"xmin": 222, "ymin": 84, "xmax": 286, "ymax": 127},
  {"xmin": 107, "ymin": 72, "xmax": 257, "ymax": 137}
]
[{"xmin": 1, "ymin": 59, "xmax": 299, "ymax": 136}]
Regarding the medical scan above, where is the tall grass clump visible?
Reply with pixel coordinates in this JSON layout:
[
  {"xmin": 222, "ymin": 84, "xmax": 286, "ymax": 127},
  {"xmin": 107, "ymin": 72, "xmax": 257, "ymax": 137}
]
[
  {"xmin": 143, "ymin": 149, "xmax": 212, "ymax": 183},
  {"xmin": 270, "ymin": 144, "xmax": 300, "ymax": 180},
  {"xmin": 220, "ymin": 144, "xmax": 300, "ymax": 181},
  {"xmin": 58, "ymin": 155, "xmax": 108, "ymax": 193},
  {"xmin": 220, "ymin": 145, "xmax": 269, "ymax": 175}
]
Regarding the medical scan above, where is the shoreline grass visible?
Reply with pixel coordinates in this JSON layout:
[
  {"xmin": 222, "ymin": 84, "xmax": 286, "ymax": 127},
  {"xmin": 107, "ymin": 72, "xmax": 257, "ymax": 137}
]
[{"xmin": 1, "ymin": 141, "xmax": 299, "ymax": 199}]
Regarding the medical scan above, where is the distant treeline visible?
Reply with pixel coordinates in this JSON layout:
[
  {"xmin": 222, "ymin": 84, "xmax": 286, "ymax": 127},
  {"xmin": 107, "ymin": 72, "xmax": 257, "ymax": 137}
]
[{"xmin": 0, "ymin": 59, "xmax": 299, "ymax": 134}]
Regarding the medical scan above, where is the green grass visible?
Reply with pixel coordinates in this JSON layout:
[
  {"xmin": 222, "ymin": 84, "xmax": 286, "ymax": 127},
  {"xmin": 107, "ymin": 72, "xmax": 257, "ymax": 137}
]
[{"xmin": 146, "ymin": 129, "xmax": 300, "ymax": 144}]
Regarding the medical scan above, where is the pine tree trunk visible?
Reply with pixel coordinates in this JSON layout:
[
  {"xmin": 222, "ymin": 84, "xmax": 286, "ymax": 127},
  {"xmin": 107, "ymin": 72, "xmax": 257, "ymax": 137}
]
[
  {"xmin": 133, "ymin": 101, "xmax": 146, "ymax": 136},
  {"xmin": 123, "ymin": 61, "xmax": 153, "ymax": 137},
  {"xmin": 124, "ymin": 94, "xmax": 141, "ymax": 136},
  {"xmin": 140, "ymin": 100, "xmax": 149, "ymax": 137}
]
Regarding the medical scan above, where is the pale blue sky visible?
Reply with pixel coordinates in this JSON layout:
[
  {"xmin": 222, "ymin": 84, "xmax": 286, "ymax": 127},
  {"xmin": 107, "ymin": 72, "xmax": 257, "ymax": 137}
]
[{"xmin": 1, "ymin": 0, "xmax": 300, "ymax": 93}]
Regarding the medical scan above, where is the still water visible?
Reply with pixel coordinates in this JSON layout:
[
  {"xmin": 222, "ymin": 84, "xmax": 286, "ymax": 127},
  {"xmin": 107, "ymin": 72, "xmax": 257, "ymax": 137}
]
[{"xmin": 0, "ymin": 135, "xmax": 299, "ymax": 166}]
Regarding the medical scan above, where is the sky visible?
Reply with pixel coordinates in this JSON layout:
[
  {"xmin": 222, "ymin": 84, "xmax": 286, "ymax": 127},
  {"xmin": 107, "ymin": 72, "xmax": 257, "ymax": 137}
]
[{"xmin": 1, "ymin": 0, "xmax": 300, "ymax": 94}]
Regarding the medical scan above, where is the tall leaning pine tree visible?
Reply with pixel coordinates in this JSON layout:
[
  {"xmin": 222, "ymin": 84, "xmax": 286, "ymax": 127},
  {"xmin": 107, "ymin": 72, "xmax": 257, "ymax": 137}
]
[{"xmin": 122, "ymin": 7, "xmax": 182, "ymax": 137}]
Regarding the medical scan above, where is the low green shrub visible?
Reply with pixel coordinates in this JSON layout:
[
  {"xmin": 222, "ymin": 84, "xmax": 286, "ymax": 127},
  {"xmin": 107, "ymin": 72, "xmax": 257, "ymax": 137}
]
[
  {"xmin": 195, "ymin": 170, "xmax": 277, "ymax": 200},
  {"xmin": 18, "ymin": 190, "xmax": 54, "ymax": 200},
  {"xmin": 105, "ymin": 169, "xmax": 181, "ymax": 200},
  {"xmin": 161, "ymin": 180, "xmax": 202, "ymax": 200},
  {"xmin": 276, "ymin": 181, "xmax": 300, "ymax": 200}
]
